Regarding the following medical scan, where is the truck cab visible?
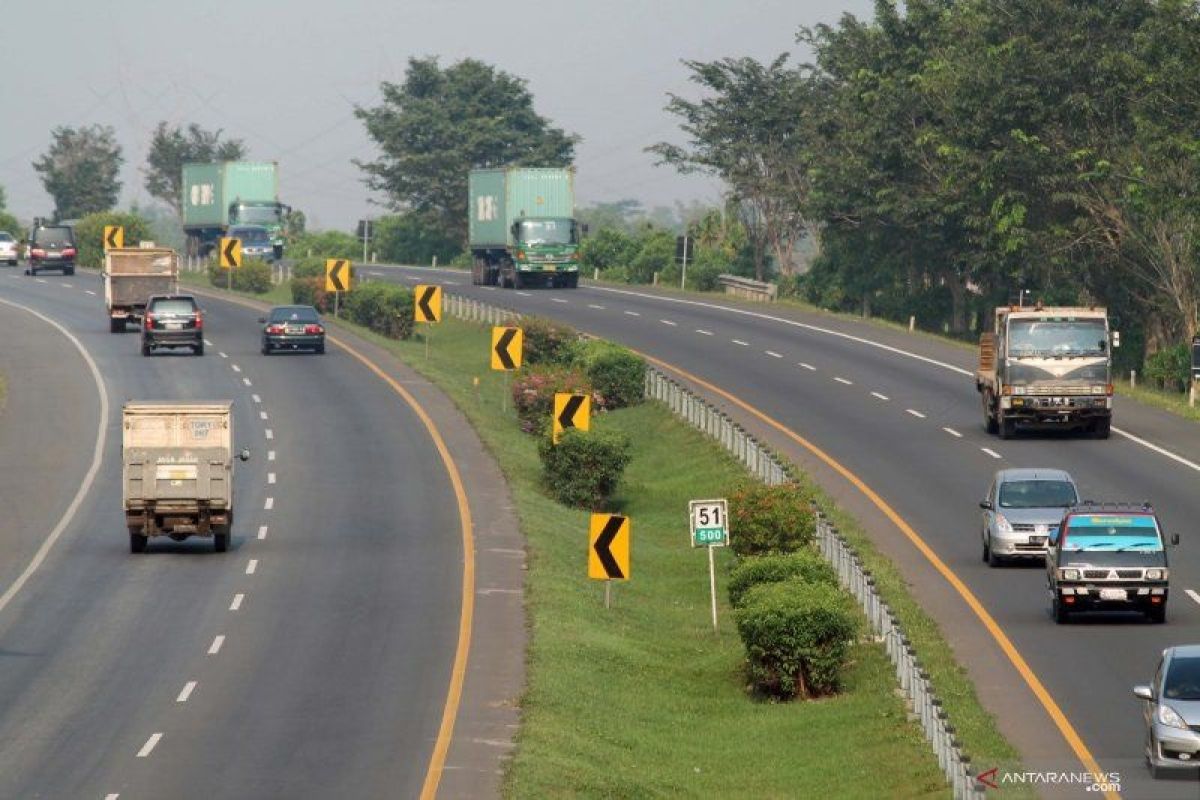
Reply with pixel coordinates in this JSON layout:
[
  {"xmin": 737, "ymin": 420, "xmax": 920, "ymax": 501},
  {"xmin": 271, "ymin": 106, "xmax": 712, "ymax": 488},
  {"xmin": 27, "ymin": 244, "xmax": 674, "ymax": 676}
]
[
  {"xmin": 229, "ymin": 200, "xmax": 289, "ymax": 260},
  {"xmin": 510, "ymin": 217, "xmax": 579, "ymax": 287},
  {"xmin": 1047, "ymin": 503, "xmax": 1177, "ymax": 624}
]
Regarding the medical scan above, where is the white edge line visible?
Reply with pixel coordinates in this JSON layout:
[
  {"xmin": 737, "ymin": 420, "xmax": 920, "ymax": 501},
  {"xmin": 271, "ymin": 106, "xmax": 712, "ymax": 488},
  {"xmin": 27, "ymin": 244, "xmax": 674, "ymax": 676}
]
[
  {"xmin": 177, "ymin": 681, "xmax": 197, "ymax": 702},
  {"xmin": 137, "ymin": 733, "xmax": 162, "ymax": 758},
  {"xmin": 0, "ymin": 298, "xmax": 108, "ymax": 617}
]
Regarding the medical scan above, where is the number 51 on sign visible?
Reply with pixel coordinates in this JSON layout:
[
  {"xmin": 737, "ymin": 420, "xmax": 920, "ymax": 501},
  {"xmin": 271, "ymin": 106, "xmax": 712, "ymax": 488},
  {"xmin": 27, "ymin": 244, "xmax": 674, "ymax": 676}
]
[{"xmin": 689, "ymin": 498, "xmax": 729, "ymax": 634}]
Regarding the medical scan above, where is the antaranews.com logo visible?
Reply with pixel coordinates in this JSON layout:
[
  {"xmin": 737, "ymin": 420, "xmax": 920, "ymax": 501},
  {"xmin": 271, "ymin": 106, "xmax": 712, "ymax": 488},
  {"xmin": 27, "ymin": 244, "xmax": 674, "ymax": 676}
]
[{"xmin": 976, "ymin": 768, "xmax": 1121, "ymax": 793}]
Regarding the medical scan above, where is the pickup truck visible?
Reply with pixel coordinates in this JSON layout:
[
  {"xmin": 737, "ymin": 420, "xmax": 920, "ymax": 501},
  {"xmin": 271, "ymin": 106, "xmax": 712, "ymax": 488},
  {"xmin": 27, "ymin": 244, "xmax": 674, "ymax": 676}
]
[
  {"xmin": 123, "ymin": 401, "xmax": 249, "ymax": 553},
  {"xmin": 104, "ymin": 248, "xmax": 180, "ymax": 333}
]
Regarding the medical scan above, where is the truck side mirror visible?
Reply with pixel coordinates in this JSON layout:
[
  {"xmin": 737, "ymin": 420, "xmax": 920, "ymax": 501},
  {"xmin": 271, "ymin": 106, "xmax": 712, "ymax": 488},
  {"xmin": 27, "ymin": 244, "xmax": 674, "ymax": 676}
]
[{"xmin": 239, "ymin": 448, "xmax": 251, "ymax": 462}]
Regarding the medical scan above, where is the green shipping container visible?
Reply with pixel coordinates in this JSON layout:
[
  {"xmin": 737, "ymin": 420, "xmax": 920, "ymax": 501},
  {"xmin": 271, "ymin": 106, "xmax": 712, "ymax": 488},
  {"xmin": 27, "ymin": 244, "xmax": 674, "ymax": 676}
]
[
  {"xmin": 468, "ymin": 168, "xmax": 575, "ymax": 248},
  {"xmin": 182, "ymin": 162, "xmax": 280, "ymax": 228}
]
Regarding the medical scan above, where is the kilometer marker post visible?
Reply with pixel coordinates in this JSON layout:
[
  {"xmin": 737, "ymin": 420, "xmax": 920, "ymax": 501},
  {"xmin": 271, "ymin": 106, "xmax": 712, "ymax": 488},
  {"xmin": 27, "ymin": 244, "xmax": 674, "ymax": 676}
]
[{"xmin": 689, "ymin": 499, "xmax": 729, "ymax": 634}]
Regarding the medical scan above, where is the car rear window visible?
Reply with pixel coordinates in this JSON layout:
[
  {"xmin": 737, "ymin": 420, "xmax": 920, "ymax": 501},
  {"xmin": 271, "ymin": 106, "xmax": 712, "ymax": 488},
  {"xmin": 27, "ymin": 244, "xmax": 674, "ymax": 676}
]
[
  {"xmin": 998, "ymin": 480, "xmax": 1077, "ymax": 509},
  {"xmin": 270, "ymin": 308, "xmax": 319, "ymax": 323},
  {"xmin": 151, "ymin": 299, "xmax": 198, "ymax": 315},
  {"xmin": 0, "ymin": 233, "xmax": 13, "ymax": 242},
  {"xmin": 34, "ymin": 228, "xmax": 73, "ymax": 247},
  {"xmin": 1164, "ymin": 656, "xmax": 1200, "ymax": 700}
]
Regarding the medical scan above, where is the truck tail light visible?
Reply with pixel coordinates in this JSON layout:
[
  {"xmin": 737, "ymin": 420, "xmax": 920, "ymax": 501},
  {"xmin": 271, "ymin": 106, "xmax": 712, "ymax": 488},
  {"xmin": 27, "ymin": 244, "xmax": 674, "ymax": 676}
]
[
  {"xmin": 516, "ymin": 250, "xmax": 525, "ymax": 260},
  {"xmin": 304, "ymin": 324, "xmax": 323, "ymax": 335},
  {"xmin": 1107, "ymin": 383, "xmax": 1113, "ymax": 396},
  {"xmin": 1002, "ymin": 385, "xmax": 1012, "ymax": 396},
  {"xmin": 194, "ymin": 312, "xmax": 203, "ymax": 330},
  {"xmin": 145, "ymin": 313, "xmax": 155, "ymax": 330}
]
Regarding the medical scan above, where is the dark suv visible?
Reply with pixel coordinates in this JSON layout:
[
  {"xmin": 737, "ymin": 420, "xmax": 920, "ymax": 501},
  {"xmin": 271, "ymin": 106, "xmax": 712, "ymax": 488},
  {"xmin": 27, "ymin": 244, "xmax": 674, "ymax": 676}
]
[
  {"xmin": 26, "ymin": 225, "xmax": 76, "ymax": 276},
  {"xmin": 1046, "ymin": 502, "xmax": 1178, "ymax": 624},
  {"xmin": 143, "ymin": 295, "xmax": 204, "ymax": 356}
]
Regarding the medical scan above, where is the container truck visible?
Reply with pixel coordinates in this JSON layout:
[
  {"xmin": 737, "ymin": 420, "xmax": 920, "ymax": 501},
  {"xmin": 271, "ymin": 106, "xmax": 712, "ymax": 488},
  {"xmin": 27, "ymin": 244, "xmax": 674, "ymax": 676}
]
[
  {"xmin": 103, "ymin": 247, "xmax": 179, "ymax": 332},
  {"xmin": 976, "ymin": 304, "xmax": 1117, "ymax": 439},
  {"xmin": 123, "ymin": 401, "xmax": 250, "ymax": 553},
  {"xmin": 469, "ymin": 167, "xmax": 579, "ymax": 289},
  {"xmin": 182, "ymin": 161, "xmax": 290, "ymax": 260}
]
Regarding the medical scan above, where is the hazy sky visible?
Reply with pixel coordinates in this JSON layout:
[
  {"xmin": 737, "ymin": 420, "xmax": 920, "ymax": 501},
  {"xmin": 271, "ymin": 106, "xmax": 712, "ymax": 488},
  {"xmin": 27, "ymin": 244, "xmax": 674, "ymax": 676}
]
[{"xmin": 1, "ymin": 0, "xmax": 874, "ymax": 231}]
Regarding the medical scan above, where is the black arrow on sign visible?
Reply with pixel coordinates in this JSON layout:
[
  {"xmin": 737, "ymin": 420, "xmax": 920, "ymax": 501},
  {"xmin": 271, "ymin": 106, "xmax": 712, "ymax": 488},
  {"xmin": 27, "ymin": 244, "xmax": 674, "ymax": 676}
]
[
  {"xmin": 557, "ymin": 394, "xmax": 585, "ymax": 432},
  {"xmin": 105, "ymin": 227, "xmax": 119, "ymax": 249},
  {"xmin": 494, "ymin": 328, "xmax": 518, "ymax": 369},
  {"xmin": 329, "ymin": 260, "xmax": 348, "ymax": 291},
  {"xmin": 222, "ymin": 238, "xmax": 239, "ymax": 266},
  {"xmin": 418, "ymin": 287, "xmax": 437, "ymax": 321},
  {"xmin": 594, "ymin": 515, "xmax": 626, "ymax": 579}
]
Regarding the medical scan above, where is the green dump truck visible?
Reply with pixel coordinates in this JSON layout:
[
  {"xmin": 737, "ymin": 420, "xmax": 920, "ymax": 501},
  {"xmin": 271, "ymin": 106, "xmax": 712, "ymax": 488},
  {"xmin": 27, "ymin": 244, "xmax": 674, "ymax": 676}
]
[
  {"xmin": 469, "ymin": 167, "xmax": 579, "ymax": 289},
  {"xmin": 182, "ymin": 161, "xmax": 290, "ymax": 259}
]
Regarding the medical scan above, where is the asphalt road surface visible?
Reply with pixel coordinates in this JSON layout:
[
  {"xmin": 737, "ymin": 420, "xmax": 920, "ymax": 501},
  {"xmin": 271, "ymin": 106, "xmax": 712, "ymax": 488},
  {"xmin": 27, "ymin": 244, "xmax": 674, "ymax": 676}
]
[
  {"xmin": 0, "ymin": 268, "xmax": 463, "ymax": 799},
  {"xmin": 373, "ymin": 265, "xmax": 1200, "ymax": 799}
]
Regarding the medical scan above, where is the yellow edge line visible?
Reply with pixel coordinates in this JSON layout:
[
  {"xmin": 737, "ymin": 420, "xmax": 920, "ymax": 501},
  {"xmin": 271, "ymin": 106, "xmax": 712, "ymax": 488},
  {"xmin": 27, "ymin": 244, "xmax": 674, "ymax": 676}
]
[
  {"xmin": 638, "ymin": 351, "xmax": 1118, "ymax": 799},
  {"xmin": 188, "ymin": 288, "xmax": 474, "ymax": 799}
]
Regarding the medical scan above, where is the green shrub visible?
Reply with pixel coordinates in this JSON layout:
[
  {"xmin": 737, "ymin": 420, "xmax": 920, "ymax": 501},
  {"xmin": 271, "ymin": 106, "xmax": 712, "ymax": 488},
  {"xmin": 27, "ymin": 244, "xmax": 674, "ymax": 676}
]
[
  {"xmin": 571, "ymin": 339, "xmax": 646, "ymax": 409},
  {"xmin": 727, "ymin": 551, "xmax": 838, "ymax": 608},
  {"xmin": 289, "ymin": 229, "xmax": 360, "ymax": 259},
  {"xmin": 511, "ymin": 367, "xmax": 594, "ymax": 435},
  {"xmin": 208, "ymin": 258, "xmax": 273, "ymax": 293},
  {"xmin": 290, "ymin": 276, "xmax": 336, "ymax": 313},
  {"xmin": 72, "ymin": 211, "xmax": 153, "ymax": 268},
  {"xmin": 522, "ymin": 316, "xmax": 580, "ymax": 366},
  {"xmin": 729, "ymin": 483, "xmax": 816, "ymax": 557},
  {"xmin": 290, "ymin": 256, "xmax": 327, "ymax": 279},
  {"xmin": 1145, "ymin": 344, "xmax": 1189, "ymax": 392},
  {"xmin": 343, "ymin": 282, "xmax": 415, "ymax": 339},
  {"xmin": 537, "ymin": 428, "xmax": 632, "ymax": 510},
  {"xmin": 735, "ymin": 581, "xmax": 858, "ymax": 699}
]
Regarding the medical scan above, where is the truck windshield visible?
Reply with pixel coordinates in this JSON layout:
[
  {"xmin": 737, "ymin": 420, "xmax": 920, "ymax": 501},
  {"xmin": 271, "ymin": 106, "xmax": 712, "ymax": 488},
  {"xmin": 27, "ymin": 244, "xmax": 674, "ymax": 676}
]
[
  {"xmin": 1008, "ymin": 319, "xmax": 1107, "ymax": 357},
  {"xmin": 998, "ymin": 480, "xmax": 1077, "ymax": 509},
  {"xmin": 231, "ymin": 228, "xmax": 271, "ymax": 244},
  {"xmin": 233, "ymin": 204, "xmax": 281, "ymax": 225},
  {"xmin": 1062, "ymin": 515, "xmax": 1162, "ymax": 551},
  {"xmin": 519, "ymin": 219, "xmax": 576, "ymax": 245}
]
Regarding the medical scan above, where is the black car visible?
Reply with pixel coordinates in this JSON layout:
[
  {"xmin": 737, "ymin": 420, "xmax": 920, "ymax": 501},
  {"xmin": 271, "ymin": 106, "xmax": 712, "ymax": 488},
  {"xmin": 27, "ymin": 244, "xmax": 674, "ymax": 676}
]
[
  {"xmin": 143, "ymin": 295, "xmax": 204, "ymax": 356},
  {"xmin": 26, "ymin": 225, "xmax": 76, "ymax": 276},
  {"xmin": 261, "ymin": 305, "xmax": 325, "ymax": 355}
]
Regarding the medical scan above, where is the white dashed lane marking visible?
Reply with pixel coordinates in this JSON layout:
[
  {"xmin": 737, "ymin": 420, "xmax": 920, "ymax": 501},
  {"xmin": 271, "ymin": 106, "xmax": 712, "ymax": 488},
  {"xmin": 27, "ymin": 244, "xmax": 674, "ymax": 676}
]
[
  {"xmin": 267, "ymin": 472, "xmax": 276, "ymax": 484},
  {"xmin": 587, "ymin": 304, "xmax": 605, "ymax": 310},
  {"xmin": 246, "ymin": 560, "xmax": 258, "ymax": 575},
  {"xmin": 660, "ymin": 319, "xmax": 677, "ymax": 326},
  {"xmin": 105, "ymin": 794, "xmax": 119, "ymax": 800},
  {"xmin": 137, "ymin": 734, "xmax": 162, "ymax": 758},
  {"xmin": 252, "ymin": 394, "xmax": 261, "ymax": 403},
  {"xmin": 208, "ymin": 635, "xmax": 224, "ymax": 655},
  {"xmin": 264, "ymin": 497, "xmax": 274, "ymax": 510},
  {"xmin": 259, "ymin": 411, "xmax": 268, "ymax": 420},
  {"xmin": 230, "ymin": 593, "xmax": 244, "ymax": 611},
  {"xmin": 265, "ymin": 429, "xmax": 274, "ymax": 440},
  {"xmin": 834, "ymin": 377, "xmax": 853, "ymax": 385},
  {"xmin": 943, "ymin": 427, "xmax": 963, "ymax": 438},
  {"xmin": 177, "ymin": 681, "xmax": 197, "ymax": 703},
  {"xmin": 35, "ymin": 279, "xmax": 47, "ymax": 284},
  {"xmin": 1186, "ymin": 589, "xmax": 1200, "ymax": 606},
  {"xmin": 242, "ymin": 378, "xmax": 252, "ymax": 387},
  {"xmin": 624, "ymin": 310, "xmax": 641, "ymax": 317},
  {"xmin": 258, "ymin": 525, "xmax": 269, "ymax": 540},
  {"xmin": 696, "ymin": 329, "xmax": 713, "ymax": 336},
  {"xmin": 61, "ymin": 283, "xmax": 72, "ymax": 288},
  {"xmin": 732, "ymin": 339, "xmax": 749, "ymax": 347},
  {"xmin": 871, "ymin": 392, "xmax": 890, "ymax": 401},
  {"xmin": 906, "ymin": 409, "xmax": 926, "ymax": 419},
  {"xmin": 515, "ymin": 291, "xmax": 530, "ymax": 297},
  {"xmin": 85, "ymin": 290, "xmax": 97, "ymax": 296},
  {"xmin": 799, "ymin": 363, "xmax": 816, "ymax": 371},
  {"xmin": 268, "ymin": 450, "xmax": 276, "ymax": 461},
  {"xmin": 981, "ymin": 448, "xmax": 1002, "ymax": 459},
  {"xmin": 765, "ymin": 351, "xmax": 783, "ymax": 358},
  {"xmin": 219, "ymin": 352, "xmax": 228, "ymax": 359},
  {"xmin": 231, "ymin": 364, "xmax": 241, "ymax": 373},
  {"xmin": 552, "ymin": 298, "xmax": 568, "ymax": 304}
]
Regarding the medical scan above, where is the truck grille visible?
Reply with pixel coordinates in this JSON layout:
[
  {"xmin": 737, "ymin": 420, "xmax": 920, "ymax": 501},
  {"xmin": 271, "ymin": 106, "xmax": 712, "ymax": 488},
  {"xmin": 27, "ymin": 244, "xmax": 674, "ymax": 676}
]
[
  {"xmin": 1081, "ymin": 568, "xmax": 1144, "ymax": 580},
  {"xmin": 1029, "ymin": 385, "xmax": 1089, "ymax": 395}
]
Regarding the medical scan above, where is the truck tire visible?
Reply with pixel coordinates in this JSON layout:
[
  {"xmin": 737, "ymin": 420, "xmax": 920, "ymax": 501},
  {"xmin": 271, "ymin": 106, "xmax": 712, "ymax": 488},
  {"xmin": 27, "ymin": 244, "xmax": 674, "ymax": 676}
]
[
  {"xmin": 513, "ymin": 272, "xmax": 525, "ymax": 290},
  {"xmin": 1147, "ymin": 604, "xmax": 1167, "ymax": 624},
  {"xmin": 1092, "ymin": 418, "xmax": 1111, "ymax": 439},
  {"xmin": 999, "ymin": 411, "xmax": 1016, "ymax": 440},
  {"xmin": 194, "ymin": 342, "xmax": 205, "ymax": 356},
  {"xmin": 64, "ymin": 267, "xmax": 74, "ymax": 276},
  {"xmin": 565, "ymin": 273, "xmax": 578, "ymax": 288},
  {"xmin": 110, "ymin": 317, "xmax": 125, "ymax": 333},
  {"xmin": 129, "ymin": 532, "xmax": 146, "ymax": 553},
  {"xmin": 983, "ymin": 391, "xmax": 999, "ymax": 434},
  {"xmin": 141, "ymin": 341, "xmax": 152, "ymax": 357},
  {"xmin": 471, "ymin": 258, "xmax": 486, "ymax": 286},
  {"xmin": 1052, "ymin": 595, "xmax": 1070, "ymax": 624},
  {"xmin": 214, "ymin": 530, "xmax": 229, "ymax": 552}
]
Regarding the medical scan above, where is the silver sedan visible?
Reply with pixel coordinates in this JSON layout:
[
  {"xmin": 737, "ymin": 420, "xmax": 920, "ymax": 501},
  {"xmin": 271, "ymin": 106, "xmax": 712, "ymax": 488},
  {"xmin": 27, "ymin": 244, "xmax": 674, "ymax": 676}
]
[
  {"xmin": 980, "ymin": 467, "xmax": 1078, "ymax": 566},
  {"xmin": 1135, "ymin": 645, "xmax": 1200, "ymax": 778}
]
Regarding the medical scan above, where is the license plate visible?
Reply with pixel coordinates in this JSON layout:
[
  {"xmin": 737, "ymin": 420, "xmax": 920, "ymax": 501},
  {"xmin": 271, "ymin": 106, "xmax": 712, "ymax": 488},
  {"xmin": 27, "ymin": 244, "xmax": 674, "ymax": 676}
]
[
  {"xmin": 287, "ymin": 325, "xmax": 304, "ymax": 334},
  {"xmin": 165, "ymin": 321, "xmax": 183, "ymax": 330},
  {"xmin": 1099, "ymin": 588, "xmax": 1127, "ymax": 601},
  {"xmin": 1028, "ymin": 536, "xmax": 1046, "ymax": 546},
  {"xmin": 47, "ymin": 251, "xmax": 60, "ymax": 258}
]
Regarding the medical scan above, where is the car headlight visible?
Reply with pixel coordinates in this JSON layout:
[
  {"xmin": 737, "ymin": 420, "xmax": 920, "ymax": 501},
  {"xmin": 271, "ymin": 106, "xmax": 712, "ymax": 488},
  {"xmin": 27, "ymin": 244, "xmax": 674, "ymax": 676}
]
[
  {"xmin": 1061, "ymin": 568, "xmax": 1080, "ymax": 580},
  {"xmin": 1159, "ymin": 703, "xmax": 1190, "ymax": 730},
  {"xmin": 1146, "ymin": 568, "xmax": 1165, "ymax": 580},
  {"xmin": 995, "ymin": 513, "xmax": 1013, "ymax": 533}
]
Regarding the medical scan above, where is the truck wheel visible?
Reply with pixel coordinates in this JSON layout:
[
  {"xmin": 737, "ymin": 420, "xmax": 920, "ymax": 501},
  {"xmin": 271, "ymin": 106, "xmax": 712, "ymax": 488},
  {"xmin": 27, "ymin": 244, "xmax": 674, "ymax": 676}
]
[
  {"xmin": 129, "ymin": 532, "xmax": 147, "ymax": 553},
  {"xmin": 110, "ymin": 318, "xmax": 125, "ymax": 333},
  {"xmin": 983, "ymin": 391, "xmax": 999, "ymax": 434},
  {"xmin": 999, "ymin": 412, "xmax": 1016, "ymax": 440},
  {"xmin": 64, "ymin": 267, "xmax": 74, "ymax": 276},
  {"xmin": 1147, "ymin": 604, "xmax": 1166, "ymax": 624},
  {"xmin": 1052, "ymin": 595, "xmax": 1070, "ymax": 624},
  {"xmin": 513, "ymin": 273, "xmax": 525, "ymax": 290},
  {"xmin": 564, "ymin": 273, "xmax": 579, "ymax": 289},
  {"xmin": 194, "ymin": 342, "xmax": 205, "ymax": 356},
  {"xmin": 141, "ymin": 341, "xmax": 152, "ymax": 357},
  {"xmin": 1092, "ymin": 418, "xmax": 1111, "ymax": 439},
  {"xmin": 214, "ymin": 530, "xmax": 229, "ymax": 552}
]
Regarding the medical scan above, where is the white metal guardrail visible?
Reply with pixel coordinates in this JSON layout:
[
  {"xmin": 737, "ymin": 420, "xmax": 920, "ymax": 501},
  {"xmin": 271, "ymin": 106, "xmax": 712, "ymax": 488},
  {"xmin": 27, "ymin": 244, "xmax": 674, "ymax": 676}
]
[{"xmin": 440, "ymin": 292, "xmax": 984, "ymax": 799}]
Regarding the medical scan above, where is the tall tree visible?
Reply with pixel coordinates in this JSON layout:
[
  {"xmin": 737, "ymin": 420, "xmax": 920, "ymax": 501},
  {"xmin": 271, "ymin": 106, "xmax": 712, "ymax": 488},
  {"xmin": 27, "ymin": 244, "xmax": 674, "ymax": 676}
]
[
  {"xmin": 144, "ymin": 122, "xmax": 246, "ymax": 217},
  {"xmin": 355, "ymin": 57, "xmax": 579, "ymax": 243},
  {"xmin": 33, "ymin": 125, "xmax": 123, "ymax": 220}
]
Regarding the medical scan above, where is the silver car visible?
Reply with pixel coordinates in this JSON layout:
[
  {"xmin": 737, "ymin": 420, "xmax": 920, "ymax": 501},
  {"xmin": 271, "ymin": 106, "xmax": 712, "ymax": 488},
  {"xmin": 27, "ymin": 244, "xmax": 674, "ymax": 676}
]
[
  {"xmin": 1135, "ymin": 645, "xmax": 1200, "ymax": 777},
  {"xmin": 980, "ymin": 467, "xmax": 1079, "ymax": 566},
  {"xmin": 0, "ymin": 231, "xmax": 18, "ymax": 266}
]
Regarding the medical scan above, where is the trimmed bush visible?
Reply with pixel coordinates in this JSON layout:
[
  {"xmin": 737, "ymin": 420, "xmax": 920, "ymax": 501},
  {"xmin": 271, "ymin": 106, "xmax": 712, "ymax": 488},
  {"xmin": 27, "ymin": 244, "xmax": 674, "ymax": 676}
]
[
  {"xmin": 728, "ymin": 483, "xmax": 816, "ymax": 557},
  {"xmin": 735, "ymin": 580, "xmax": 858, "ymax": 700},
  {"xmin": 73, "ymin": 211, "xmax": 153, "ymax": 268},
  {"xmin": 1145, "ymin": 344, "xmax": 1189, "ymax": 392},
  {"xmin": 290, "ymin": 276, "xmax": 336, "ymax": 313},
  {"xmin": 728, "ymin": 551, "xmax": 838, "ymax": 608},
  {"xmin": 343, "ymin": 282, "xmax": 415, "ymax": 339},
  {"xmin": 290, "ymin": 256, "xmax": 327, "ymax": 279},
  {"xmin": 571, "ymin": 339, "xmax": 646, "ymax": 409},
  {"xmin": 537, "ymin": 428, "xmax": 632, "ymax": 510},
  {"xmin": 512, "ymin": 367, "xmax": 594, "ymax": 435},
  {"xmin": 522, "ymin": 316, "xmax": 579, "ymax": 365},
  {"xmin": 208, "ymin": 258, "xmax": 273, "ymax": 293}
]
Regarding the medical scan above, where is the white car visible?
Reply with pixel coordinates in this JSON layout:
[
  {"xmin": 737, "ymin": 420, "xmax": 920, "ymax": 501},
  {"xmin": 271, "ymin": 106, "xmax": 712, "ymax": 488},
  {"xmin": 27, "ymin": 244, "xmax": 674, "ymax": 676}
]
[{"xmin": 0, "ymin": 231, "xmax": 18, "ymax": 266}]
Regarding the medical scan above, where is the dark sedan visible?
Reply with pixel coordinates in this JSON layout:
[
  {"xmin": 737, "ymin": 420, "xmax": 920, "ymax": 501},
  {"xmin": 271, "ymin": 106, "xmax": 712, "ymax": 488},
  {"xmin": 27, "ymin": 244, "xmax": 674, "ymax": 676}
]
[{"xmin": 261, "ymin": 305, "xmax": 325, "ymax": 354}]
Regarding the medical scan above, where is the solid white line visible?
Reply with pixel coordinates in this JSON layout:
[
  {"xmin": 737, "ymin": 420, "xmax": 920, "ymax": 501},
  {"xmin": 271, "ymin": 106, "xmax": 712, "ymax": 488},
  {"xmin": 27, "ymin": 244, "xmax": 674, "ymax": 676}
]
[
  {"xmin": 259, "ymin": 411, "xmax": 268, "ymax": 420},
  {"xmin": 981, "ymin": 447, "xmax": 1002, "ymax": 459},
  {"xmin": 257, "ymin": 525, "xmax": 268, "ymax": 540},
  {"xmin": 660, "ymin": 319, "xmax": 677, "ymax": 326},
  {"xmin": 624, "ymin": 310, "xmax": 640, "ymax": 317},
  {"xmin": 799, "ymin": 362, "xmax": 816, "ymax": 371},
  {"xmin": 267, "ymin": 472, "xmax": 276, "ymax": 484},
  {"xmin": 587, "ymin": 304, "xmax": 605, "ymax": 310},
  {"xmin": 268, "ymin": 450, "xmax": 276, "ymax": 461},
  {"xmin": 208, "ymin": 635, "xmax": 225, "ymax": 654},
  {"xmin": 85, "ymin": 290, "xmax": 97, "ymax": 295},
  {"xmin": 137, "ymin": 733, "xmax": 162, "ymax": 758},
  {"xmin": 732, "ymin": 339, "xmax": 749, "ymax": 346},
  {"xmin": 219, "ymin": 351, "xmax": 228, "ymax": 358},
  {"xmin": 943, "ymin": 427, "xmax": 963, "ymax": 438},
  {"xmin": 231, "ymin": 364, "xmax": 241, "ymax": 373},
  {"xmin": 177, "ymin": 681, "xmax": 197, "ymax": 702},
  {"xmin": 871, "ymin": 392, "xmax": 890, "ymax": 401},
  {"xmin": 265, "ymin": 428, "xmax": 274, "ymax": 440},
  {"xmin": 246, "ymin": 560, "xmax": 258, "ymax": 575},
  {"xmin": 1186, "ymin": 589, "xmax": 1200, "ymax": 606},
  {"xmin": 515, "ymin": 291, "xmax": 530, "ymax": 297},
  {"xmin": 252, "ymin": 394, "xmax": 261, "ymax": 403},
  {"xmin": 834, "ymin": 377, "xmax": 853, "ymax": 385},
  {"xmin": 696, "ymin": 329, "xmax": 713, "ymax": 336},
  {"xmin": 1113, "ymin": 426, "xmax": 1200, "ymax": 474},
  {"xmin": 0, "ymin": 298, "xmax": 108, "ymax": 619},
  {"xmin": 242, "ymin": 378, "xmax": 251, "ymax": 387},
  {"xmin": 264, "ymin": 497, "xmax": 274, "ymax": 510},
  {"xmin": 765, "ymin": 351, "xmax": 783, "ymax": 358},
  {"xmin": 906, "ymin": 409, "xmax": 926, "ymax": 418},
  {"xmin": 230, "ymin": 593, "xmax": 244, "ymax": 611},
  {"xmin": 552, "ymin": 298, "xmax": 568, "ymax": 304}
]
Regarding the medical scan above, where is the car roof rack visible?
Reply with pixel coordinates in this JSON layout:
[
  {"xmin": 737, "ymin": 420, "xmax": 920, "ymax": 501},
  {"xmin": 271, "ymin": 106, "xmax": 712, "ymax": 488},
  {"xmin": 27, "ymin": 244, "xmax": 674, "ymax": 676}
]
[{"xmin": 1071, "ymin": 500, "xmax": 1154, "ymax": 514}]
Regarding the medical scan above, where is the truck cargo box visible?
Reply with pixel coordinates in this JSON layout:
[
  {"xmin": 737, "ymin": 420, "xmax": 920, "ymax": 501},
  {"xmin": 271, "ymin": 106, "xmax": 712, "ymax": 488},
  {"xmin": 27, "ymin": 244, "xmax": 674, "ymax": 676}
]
[
  {"xmin": 468, "ymin": 167, "xmax": 575, "ymax": 248},
  {"xmin": 104, "ymin": 248, "xmax": 179, "ymax": 331},
  {"xmin": 182, "ymin": 161, "xmax": 280, "ymax": 229}
]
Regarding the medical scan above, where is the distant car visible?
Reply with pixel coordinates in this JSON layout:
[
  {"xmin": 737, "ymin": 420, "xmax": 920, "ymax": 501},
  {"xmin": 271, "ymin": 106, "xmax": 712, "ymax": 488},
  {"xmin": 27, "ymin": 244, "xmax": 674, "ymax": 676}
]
[
  {"xmin": 980, "ymin": 468, "xmax": 1078, "ymax": 566},
  {"xmin": 1134, "ymin": 645, "xmax": 1200, "ymax": 778},
  {"xmin": 0, "ymin": 231, "xmax": 18, "ymax": 266},
  {"xmin": 228, "ymin": 225, "xmax": 275, "ymax": 262},
  {"xmin": 260, "ymin": 305, "xmax": 325, "ymax": 355},
  {"xmin": 26, "ymin": 224, "xmax": 76, "ymax": 275},
  {"xmin": 143, "ymin": 295, "xmax": 204, "ymax": 356}
]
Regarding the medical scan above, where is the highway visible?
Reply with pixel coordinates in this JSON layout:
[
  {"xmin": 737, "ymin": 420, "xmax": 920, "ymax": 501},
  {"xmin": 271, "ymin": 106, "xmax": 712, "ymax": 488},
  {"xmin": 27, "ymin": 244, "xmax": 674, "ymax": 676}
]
[
  {"xmin": 0, "ymin": 269, "xmax": 473, "ymax": 799},
  {"xmin": 373, "ymin": 265, "xmax": 1200, "ymax": 798}
]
